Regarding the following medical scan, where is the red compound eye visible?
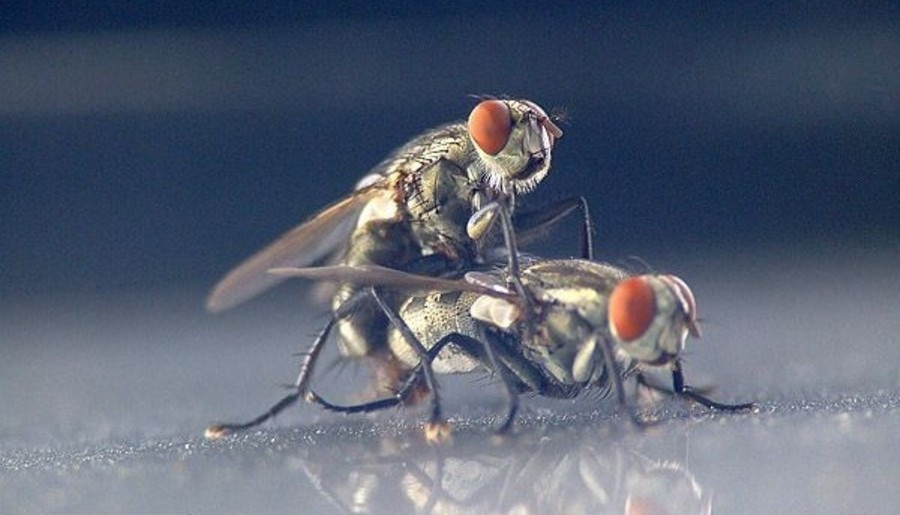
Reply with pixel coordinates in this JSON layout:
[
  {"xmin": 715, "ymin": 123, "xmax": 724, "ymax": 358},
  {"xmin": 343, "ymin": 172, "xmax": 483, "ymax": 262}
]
[
  {"xmin": 468, "ymin": 100, "xmax": 512, "ymax": 155},
  {"xmin": 609, "ymin": 277, "xmax": 657, "ymax": 342}
]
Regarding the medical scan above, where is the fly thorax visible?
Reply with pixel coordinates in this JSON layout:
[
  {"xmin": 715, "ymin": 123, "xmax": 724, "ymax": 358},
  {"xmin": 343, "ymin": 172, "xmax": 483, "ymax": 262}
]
[
  {"xmin": 343, "ymin": 218, "xmax": 418, "ymax": 267},
  {"xmin": 404, "ymin": 159, "xmax": 478, "ymax": 263},
  {"xmin": 542, "ymin": 286, "xmax": 606, "ymax": 329}
]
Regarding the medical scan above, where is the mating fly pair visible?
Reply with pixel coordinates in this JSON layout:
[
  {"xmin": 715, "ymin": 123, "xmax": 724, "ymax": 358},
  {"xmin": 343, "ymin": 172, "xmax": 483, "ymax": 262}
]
[
  {"xmin": 204, "ymin": 97, "xmax": 752, "ymax": 440},
  {"xmin": 205, "ymin": 97, "xmax": 580, "ymax": 363},
  {"xmin": 209, "ymin": 204, "xmax": 754, "ymax": 441},
  {"xmin": 205, "ymin": 97, "xmax": 584, "ymax": 438}
]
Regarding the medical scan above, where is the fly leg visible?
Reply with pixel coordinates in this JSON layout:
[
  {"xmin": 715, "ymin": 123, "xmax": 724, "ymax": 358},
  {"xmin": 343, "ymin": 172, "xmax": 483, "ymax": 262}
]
[
  {"xmin": 596, "ymin": 335, "xmax": 648, "ymax": 429},
  {"xmin": 306, "ymin": 330, "xmax": 529, "ymax": 438},
  {"xmin": 472, "ymin": 329, "xmax": 557, "ymax": 435},
  {"xmin": 479, "ymin": 337, "xmax": 520, "ymax": 435},
  {"xmin": 307, "ymin": 332, "xmax": 473, "ymax": 445},
  {"xmin": 319, "ymin": 286, "xmax": 450, "ymax": 443},
  {"xmin": 635, "ymin": 360, "xmax": 756, "ymax": 412},
  {"xmin": 203, "ymin": 290, "xmax": 377, "ymax": 439},
  {"xmin": 467, "ymin": 200, "xmax": 530, "ymax": 302},
  {"xmin": 670, "ymin": 360, "xmax": 756, "ymax": 411},
  {"xmin": 204, "ymin": 316, "xmax": 337, "ymax": 439},
  {"xmin": 368, "ymin": 286, "xmax": 450, "ymax": 440},
  {"xmin": 513, "ymin": 196, "xmax": 595, "ymax": 260},
  {"xmin": 469, "ymin": 200, "xmax": 538, "ymax": 340},
  {"xmin": 305, "ymin": 334, "xmax": 461, "ymax": 413}
]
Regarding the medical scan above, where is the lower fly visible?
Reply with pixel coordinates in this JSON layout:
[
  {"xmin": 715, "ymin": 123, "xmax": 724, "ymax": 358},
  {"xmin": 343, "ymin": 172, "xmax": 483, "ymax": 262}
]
[{"xmin": 205, "ymin": 203, "xmax": 754, "ymax": 441}]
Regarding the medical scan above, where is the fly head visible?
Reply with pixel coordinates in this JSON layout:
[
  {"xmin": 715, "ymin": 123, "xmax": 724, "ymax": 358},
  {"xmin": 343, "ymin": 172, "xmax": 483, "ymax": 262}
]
[
  {"xmin": 608, "ymin": 274, "xmax": 700, "ymax": 367},
  {"xmin": 467, "ymin": 98, "xmax": 562, "ymax": 195}
]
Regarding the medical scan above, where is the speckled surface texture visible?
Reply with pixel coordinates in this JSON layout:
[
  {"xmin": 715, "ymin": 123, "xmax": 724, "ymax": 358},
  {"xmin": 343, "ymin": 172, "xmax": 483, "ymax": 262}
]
[{"xmin": 4, "ymin": 249, "xmax": 899, "ymax": 514}]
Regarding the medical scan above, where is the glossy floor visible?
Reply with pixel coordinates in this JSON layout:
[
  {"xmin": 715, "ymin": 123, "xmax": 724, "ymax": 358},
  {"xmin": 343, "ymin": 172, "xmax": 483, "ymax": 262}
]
[{"xmin": 3, "ymin": 245, "xmax": 899, "ymax": 514}]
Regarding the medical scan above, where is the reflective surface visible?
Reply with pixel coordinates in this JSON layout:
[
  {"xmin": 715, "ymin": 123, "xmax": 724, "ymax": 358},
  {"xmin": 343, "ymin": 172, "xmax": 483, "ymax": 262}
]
[
  {"xmin": 3, "ymin": 5, "xmax": 898, "ymax": 513},
  {"xmin": 3, "ymin": 248, "xmax": 899, "ymax": 514}
]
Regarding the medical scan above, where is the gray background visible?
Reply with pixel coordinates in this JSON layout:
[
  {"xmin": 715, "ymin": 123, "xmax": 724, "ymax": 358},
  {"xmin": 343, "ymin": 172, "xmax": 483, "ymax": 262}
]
[{"xmin": 2, "ymin": 3, "xmax": 899, "ymax": 514}]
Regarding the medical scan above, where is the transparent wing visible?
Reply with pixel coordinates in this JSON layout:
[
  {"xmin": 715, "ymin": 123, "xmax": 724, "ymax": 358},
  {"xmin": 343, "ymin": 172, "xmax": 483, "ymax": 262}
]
[
  {"xmin": 269, "ymin": 264, "xmax": 516, "ymax": 300},
  {"xmin": 206, "ymin": 185, "xmax": 384, "ymax": 312}
]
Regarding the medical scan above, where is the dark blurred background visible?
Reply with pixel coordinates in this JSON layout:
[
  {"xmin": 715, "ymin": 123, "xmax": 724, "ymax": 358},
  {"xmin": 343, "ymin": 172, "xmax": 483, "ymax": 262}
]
[{"xmin": 2, "ymin": 1, "xmax": 898, "ymax": 298}]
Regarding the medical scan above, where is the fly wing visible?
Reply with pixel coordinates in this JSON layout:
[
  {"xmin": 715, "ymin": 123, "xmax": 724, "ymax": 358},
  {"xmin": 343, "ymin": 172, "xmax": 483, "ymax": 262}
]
[
  {"xmin": 206, "ymin": 184, "xmax": 384, "ymax": 312},
  {"xmin": 269, "ymin": 264, "xmax": 516, "ymax": 300}
]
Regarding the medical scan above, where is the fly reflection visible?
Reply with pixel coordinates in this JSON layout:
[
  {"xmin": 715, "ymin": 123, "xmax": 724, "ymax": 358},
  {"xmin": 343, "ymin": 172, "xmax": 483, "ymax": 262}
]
[{"xmin": 288, "ymin": 431, "xmax": 710, "ymax": 515}]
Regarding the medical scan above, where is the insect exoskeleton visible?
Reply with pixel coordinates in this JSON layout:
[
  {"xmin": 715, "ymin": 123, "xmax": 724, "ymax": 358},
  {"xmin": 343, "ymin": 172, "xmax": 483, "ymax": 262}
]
[
  {"xmin": 203, "ymin": 185, "xmax": 753, "ymax": 442},
  {"xmin": 204, "ymin": 98, "xmax": 602, "ymax": 440},
  {"xmin": 205, "ymin": 97, "xmax": 572, "ymax": 360},
  {"xmin": 608, "ymin": 274, "xmax": 701, "ymax": 367},
  {"xmin": 421, "ymin": 261, "xmax": 706, "ymax": 398},
  {"xmin": 252, "ymin": 257, "xmax": 754, "ymax": 440},
  {"xmin": 330, "ymin": 97, "xmax": 564, "ymax": 358}
]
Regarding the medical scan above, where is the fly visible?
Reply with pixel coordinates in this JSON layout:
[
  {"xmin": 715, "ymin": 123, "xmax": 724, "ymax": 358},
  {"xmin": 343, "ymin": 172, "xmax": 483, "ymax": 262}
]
[
  {"xmin": 205, "ymin": 207, "xmax": 754, "ymax": 441},
  {"xmin": 205, "ymin": 97, "xmax": 584, "ymax": 362}
]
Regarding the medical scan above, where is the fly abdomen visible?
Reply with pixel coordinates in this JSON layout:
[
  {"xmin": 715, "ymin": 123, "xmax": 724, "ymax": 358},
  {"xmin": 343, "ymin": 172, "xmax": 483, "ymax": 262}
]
[{"xmin": 388, "ymin": 290, "xmax": 483, "ymax": 374}]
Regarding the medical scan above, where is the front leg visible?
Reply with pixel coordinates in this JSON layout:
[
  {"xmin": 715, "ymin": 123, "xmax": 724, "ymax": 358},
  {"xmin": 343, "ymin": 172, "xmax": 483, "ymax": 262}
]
[
  {"xmin": 671, "ymin": 360, "xmax": 756, "ymax": 411},
  {"xmin": 596, "ymin": 335, "xmax": 649, "ymax": 429},
  {"xmin": 513, "ymin": 196, "xmax": 595, "ymax": 260},
  {"xmin": 467, "ymin": 200, "xmax": 537, "ymax": 333},
  {"xmin": 370, "ymin": 286, "xmax": 449, "ymax": 442},
  {"xmin": 637, "ymin": 360, "xmax": 755, "ymax": 412},
  {"xmin": 467, "ymin": 200, "xmax": 528, "ymax": 297}
]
